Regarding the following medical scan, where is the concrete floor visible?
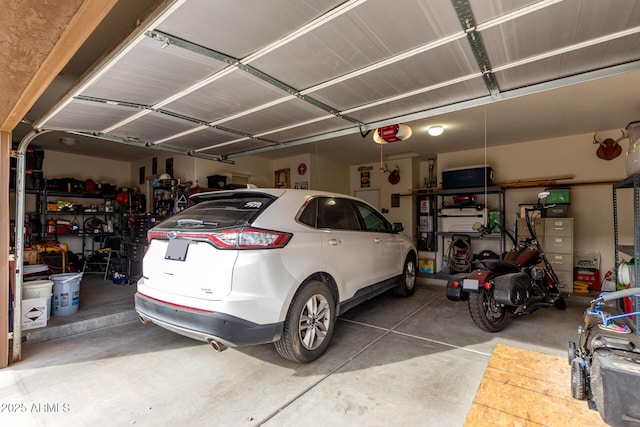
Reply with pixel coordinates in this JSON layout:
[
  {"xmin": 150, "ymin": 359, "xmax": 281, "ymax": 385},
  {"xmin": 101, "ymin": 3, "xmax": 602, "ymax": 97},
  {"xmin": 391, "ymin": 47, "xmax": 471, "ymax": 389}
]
[{"xmin": 3, "ymin": 276, "xmax": 596, "ymax": 426}]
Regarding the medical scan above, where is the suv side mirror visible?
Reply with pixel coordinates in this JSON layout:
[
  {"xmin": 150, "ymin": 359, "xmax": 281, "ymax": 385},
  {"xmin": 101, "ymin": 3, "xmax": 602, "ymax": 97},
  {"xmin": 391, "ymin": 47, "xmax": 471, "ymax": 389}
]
[{"xmin": 392, "ymin": 222, "xmax": 404, "ymax": 233}]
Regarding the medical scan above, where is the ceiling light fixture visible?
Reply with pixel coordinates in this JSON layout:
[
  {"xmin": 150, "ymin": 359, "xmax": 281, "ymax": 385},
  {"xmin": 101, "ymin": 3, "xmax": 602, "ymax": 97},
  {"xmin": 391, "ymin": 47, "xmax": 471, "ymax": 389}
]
[
  {"xmin": 427, "ymin": 125, "xmax": 444, "ymax": 136},
  {"xmin": 60, "ymin": 137, "xmax": 76, "ymax": 146}
]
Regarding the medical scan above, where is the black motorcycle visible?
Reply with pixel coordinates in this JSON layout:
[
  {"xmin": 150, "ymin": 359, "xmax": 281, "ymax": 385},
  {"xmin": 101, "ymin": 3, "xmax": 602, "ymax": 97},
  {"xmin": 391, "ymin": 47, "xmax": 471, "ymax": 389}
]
[{"xmin": 446, "ymin": 192, "xmax": 567, "ymax": 332}]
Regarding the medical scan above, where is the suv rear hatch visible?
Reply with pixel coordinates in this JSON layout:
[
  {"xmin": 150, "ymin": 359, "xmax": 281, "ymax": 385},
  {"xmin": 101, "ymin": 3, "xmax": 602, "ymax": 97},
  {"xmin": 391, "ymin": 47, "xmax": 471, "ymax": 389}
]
[{"xmin": 142, "ymin": 192, "xmax": 279, "ymax": 301}]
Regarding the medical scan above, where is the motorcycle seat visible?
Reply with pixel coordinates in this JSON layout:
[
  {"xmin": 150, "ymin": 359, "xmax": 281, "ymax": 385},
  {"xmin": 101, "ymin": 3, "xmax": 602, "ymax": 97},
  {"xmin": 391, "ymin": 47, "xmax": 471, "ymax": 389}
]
[{"xmin": 471, "ymin": 259, "xmax": 521, "ymax": 275}]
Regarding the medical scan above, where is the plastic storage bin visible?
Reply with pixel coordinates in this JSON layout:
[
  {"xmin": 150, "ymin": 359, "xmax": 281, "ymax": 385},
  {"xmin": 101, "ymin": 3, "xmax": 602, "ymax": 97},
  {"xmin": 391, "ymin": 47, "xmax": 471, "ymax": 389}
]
[
  {"xmin": 207, "ymin": 175, "xmax": 227, "ymax": 188},
  {"xmin": 544, "ymin": 188, "xmax": 570, "ymax": 204},
  {"xmin": 544, "ymin": 204, "xmax": 570, "ymax": 217},
  {"xmin": 440, "ymin": 207, "xmax": 487, "ymax": 232},
  {"xmin": 442, "ymin": 165, "xmax": 493, "ymax": 189}
]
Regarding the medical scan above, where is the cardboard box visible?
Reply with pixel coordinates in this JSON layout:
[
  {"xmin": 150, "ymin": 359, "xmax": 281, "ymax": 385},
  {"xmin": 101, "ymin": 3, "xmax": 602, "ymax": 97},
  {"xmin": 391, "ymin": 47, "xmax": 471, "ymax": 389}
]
[
  {"xmin": 419, "ymin": 258, "xmax": 434, "ymax": 274},
  {"xmin": 517, "ymin": 217, "xmax": 544, "ymax": 240},
  {"xmin": 519, "ymin": 204, "xmax": 535, "ymax": 219},
  {"xmin": 22, "ymin": 297, "xmax": 48, "ymax": 330},
  {"xmin": 231, "ymin": 173, "xmax": 250, "ymax": 186},
  {"xmin": 24, "ymin": 249, "xmax": 39, "ymax": 265},
  {"xmin": 574, "ymin": 269, "xmax": 601, "ymax": 290}
]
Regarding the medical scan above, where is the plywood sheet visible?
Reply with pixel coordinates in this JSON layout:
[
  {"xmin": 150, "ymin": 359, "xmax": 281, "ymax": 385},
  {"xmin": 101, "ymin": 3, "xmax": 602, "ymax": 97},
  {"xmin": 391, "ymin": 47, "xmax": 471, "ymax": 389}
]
[{"xmin": 465, "ymin": 344, "xmax": 607, "ymax": 426}]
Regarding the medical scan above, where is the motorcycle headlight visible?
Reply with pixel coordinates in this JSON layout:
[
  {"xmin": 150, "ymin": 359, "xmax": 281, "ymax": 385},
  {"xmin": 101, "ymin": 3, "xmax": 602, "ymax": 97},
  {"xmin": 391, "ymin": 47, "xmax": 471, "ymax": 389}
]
[{"xmin": 531, "ymin": 266, "xmax": 545, "ymax": 280}]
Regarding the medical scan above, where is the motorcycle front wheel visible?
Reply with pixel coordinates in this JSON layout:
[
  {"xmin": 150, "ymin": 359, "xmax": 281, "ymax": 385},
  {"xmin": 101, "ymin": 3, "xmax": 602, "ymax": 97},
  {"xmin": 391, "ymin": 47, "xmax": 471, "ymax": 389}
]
[{"xmin": 468, "ymin": 287, "xmax": 511, "ymax": 332}]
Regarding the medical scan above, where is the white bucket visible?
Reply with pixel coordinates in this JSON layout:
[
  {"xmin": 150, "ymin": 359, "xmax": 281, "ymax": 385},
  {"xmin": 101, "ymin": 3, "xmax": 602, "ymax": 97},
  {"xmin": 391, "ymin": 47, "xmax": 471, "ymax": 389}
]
[
  {"xmin": 626, "ymin": 141, "xmax": 640, "ymax": 176},
  {"xmin": 50, "ymin": 273, "xmax": 83, "ymax": 316},
  {"xmin": 23, "ymin": 279, "xmax": 53, "ymax": 319},
  {"xmin": 618, "ymin": 262, "xmax": 636, "ymax": 287},
  {"xmin": 626, "ymin": 121, "xmax": 640, "ymax": 176}
]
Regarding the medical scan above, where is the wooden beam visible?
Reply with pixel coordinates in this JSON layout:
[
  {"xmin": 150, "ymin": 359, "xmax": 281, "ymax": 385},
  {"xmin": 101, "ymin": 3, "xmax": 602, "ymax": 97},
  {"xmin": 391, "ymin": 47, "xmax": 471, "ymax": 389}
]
[
  {"xmin": 494, "ymin": 175, "xmax": 574, "ymax": 188},
  {"xmin": 0, "ymin": 0, "xmax": 118, "ymax": 131},
  {"xmin": 410, "ymin": 178, "xmax": 618, "ymax": 194}
]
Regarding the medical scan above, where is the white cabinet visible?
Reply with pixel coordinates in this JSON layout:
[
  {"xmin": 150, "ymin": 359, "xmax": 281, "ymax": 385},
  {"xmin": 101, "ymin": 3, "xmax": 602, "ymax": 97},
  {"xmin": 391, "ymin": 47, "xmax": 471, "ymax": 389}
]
[{"xmin": 544, "ymin": 217, "xmax": 573, "ymax": 292}]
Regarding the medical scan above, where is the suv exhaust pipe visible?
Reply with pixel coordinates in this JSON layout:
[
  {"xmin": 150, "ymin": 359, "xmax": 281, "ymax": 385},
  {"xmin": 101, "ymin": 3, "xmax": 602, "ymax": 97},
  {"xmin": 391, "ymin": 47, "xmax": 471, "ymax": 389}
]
[{"xmin": 209, "ymin": 339, "xmax": 228, "ymax": 352}]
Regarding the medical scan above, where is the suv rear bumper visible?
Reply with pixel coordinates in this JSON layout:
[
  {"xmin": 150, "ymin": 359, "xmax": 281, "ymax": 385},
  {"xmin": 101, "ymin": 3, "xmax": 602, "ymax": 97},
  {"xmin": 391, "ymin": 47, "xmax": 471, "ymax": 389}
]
[{"xmin": 135, "ymin": 292, "xmax": 283, "ymax": 347}]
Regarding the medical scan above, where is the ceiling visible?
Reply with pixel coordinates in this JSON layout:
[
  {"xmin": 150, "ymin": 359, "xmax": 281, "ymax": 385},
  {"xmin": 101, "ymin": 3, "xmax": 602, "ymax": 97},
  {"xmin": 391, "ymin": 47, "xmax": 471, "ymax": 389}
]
[{"xmin": 13, "ymin": 0, "xmax": 640, "ymax": 165}]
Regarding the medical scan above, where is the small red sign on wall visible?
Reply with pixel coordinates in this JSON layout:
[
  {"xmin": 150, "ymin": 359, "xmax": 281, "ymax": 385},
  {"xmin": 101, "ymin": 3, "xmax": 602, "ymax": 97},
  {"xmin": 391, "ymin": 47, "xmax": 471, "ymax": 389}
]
[{"xmin": 297, "ymin": 163, "xmax": 307, "ymax": 175}]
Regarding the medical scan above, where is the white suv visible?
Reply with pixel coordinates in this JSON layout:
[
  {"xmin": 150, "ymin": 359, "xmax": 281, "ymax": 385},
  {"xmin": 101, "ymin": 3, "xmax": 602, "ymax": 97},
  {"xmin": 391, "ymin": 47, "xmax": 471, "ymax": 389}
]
[{"xmin": 135, "ymin": 189, "xmax": 417, "ymax": 363}]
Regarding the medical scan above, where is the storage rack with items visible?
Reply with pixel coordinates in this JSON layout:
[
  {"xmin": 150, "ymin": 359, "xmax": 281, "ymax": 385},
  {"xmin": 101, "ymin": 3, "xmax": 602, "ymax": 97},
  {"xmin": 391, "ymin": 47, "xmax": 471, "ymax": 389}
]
[
  {"xmin": 36, "ymin": 186, "xmax": 119, "ymax": 274},
  {"xmin": 612, "ymin": 172, "xmax": 640, "ymax": 333},
  {"xmin": 434, "ymin": 186, "xmax": 505, "ymax": 277},
  {"xmin": 9, "ymin": 146, "xmax": 45, "ymax": 192},
  {"xmin": 415, "ymin": 190, "xmax": 437, "ymax": 275},
  {"xmin": 151, "ymin": 178, "xmax": 190, "ymax": 219}
]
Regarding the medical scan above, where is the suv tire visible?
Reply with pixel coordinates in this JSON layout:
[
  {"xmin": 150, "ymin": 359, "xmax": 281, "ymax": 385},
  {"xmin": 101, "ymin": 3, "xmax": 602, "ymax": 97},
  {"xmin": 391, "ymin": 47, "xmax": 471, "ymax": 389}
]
[
  {"xmin": 394, "ymin": 253, "xmax": 417, "ymax": 296},
  {"xmin": 275, "ymin": 280, "xmax": 336, "ymax": 363}
]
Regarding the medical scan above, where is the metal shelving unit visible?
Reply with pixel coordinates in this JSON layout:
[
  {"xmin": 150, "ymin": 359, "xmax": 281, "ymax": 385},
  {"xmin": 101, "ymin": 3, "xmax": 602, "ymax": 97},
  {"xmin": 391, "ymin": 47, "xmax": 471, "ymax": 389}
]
[
  {"xmin": 37, "ymin": 187, "xmax": 119, "ymax": 274},
  {"xmin": 612, "ymin": 173, "xmax": 640, "ymax": 334},
  {"xmin": 434, "ymin": 186, "xmax": 505, "ymax": 277}
]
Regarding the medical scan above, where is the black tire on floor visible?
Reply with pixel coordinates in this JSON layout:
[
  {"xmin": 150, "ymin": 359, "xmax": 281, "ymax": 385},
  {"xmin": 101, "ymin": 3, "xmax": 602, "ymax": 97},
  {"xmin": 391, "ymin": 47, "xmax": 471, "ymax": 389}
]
[
  {"xmin": 394, "ymin": 253, "xmax": 417, "ymax": 297},
  {"xmin": 568, "ymin": 341, "xmax": 577, "ymax": 365},
  {"xmin": 467, "ymin": 287, "xmax": 511, "ymax": 332},
  {"xmin": 571, "ymin": 357, "xmax": 587, "ymax": 400},
  {"xmin": 274, "ymin": 280, "xmax": 336, "ymax": 363},
  {"xmin": 555, "ymin": 297, "xmax": 567, "ymax": 310}
]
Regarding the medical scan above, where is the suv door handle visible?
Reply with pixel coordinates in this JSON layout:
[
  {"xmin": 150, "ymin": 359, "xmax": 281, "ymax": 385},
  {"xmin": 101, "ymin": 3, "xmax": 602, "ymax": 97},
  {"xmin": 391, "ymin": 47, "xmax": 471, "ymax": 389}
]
[{"xmin": 328, "ymin": 238, "xmax": 342, "ymax": 246}]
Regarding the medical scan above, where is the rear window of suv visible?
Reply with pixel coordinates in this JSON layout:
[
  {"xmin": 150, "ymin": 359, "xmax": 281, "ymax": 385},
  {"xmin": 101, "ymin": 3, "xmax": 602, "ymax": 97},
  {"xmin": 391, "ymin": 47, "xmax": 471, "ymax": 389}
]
[{"xmin": 159, "ymin": 193, "xmax": 275, "ymax": 230}]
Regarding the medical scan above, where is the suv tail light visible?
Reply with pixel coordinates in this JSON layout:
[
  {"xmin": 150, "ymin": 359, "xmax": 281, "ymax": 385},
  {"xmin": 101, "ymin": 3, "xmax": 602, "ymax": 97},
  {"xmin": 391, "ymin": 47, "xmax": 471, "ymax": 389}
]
[{"xmin": 148, "ymin": 227, "xmax": 292, "ymax": 249}]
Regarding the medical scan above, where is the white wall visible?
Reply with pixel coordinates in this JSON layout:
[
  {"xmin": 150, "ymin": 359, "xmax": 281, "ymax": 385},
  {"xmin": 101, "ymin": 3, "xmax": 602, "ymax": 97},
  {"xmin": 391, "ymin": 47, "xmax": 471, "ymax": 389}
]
[
  {"xmin": 128, "ymin": 153, "xmax": 275, "ymax": 206},
  {"xmin": 431, "ymin": 131, "xmax": 632, "ymax": 277},
  {"xmin": 128, "ymin": 151, "xmax": 351, "ymax": 202},
  {"xmin": 46, "ymin": 150, "xmax": 132, "ymax": 187},
  {"xmin": 194, "ymin": 156, "xmax": 273, "ymax": 189},
  {"xmin": 312, "ymin": 154, "xmax": 350, "ymax": 193},
  {"xmin": 272, "ymin": 153, "xmax": 351, "ymax": 193},
  {"xmin": 350, "ymin": 156, "xmax": 418, "ymax": 231},
  {"xmin": 273, "ymin": 154, "xmax": 311, "ymax": 189}
]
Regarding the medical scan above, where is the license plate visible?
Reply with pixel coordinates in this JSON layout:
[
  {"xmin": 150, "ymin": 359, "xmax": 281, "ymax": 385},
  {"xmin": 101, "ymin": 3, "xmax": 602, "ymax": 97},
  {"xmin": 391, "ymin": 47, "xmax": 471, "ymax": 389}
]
[
  {"xmin": 165, "ymin": 239, "xmax": 190, "ymax": 261},
  {"xmin": 463, "ymin": 278, "xmax": 479, "ymax": 291}
]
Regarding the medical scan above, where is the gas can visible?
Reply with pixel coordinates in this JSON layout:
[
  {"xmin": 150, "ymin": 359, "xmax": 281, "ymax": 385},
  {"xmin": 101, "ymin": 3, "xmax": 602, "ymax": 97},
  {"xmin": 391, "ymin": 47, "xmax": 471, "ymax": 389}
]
[{"xmin": 47, "ymin": 219, "xmax": 56, "ymax": 234}]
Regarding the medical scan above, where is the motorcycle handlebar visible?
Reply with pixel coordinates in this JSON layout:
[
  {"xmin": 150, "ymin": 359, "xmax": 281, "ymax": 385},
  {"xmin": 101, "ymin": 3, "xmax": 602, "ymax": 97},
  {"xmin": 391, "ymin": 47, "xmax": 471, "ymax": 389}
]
[{"xmin": 473, "ymin": 221, "xmax": 517, "ymax": 246}]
